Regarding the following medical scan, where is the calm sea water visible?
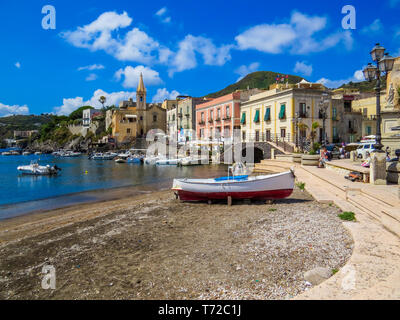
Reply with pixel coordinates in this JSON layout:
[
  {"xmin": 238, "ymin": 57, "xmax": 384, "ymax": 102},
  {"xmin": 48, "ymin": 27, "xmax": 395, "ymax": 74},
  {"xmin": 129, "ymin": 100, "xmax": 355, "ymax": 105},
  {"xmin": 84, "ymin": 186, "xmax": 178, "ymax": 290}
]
[{"xmin": 0, "ymin": 154, "xmax": 228, "ymax": 220}]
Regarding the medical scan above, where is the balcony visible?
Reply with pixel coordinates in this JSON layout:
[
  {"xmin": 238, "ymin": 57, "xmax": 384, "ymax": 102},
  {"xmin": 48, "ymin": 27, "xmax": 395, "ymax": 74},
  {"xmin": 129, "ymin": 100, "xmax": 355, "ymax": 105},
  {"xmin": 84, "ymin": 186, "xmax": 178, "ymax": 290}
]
[
  {"xmin": 222, "ymin": 116, "xmax": 231, "ymax": 120},
  {"xmin": 298, "ymin": 112, "xmax": 308, "ymax": 118},
  {"xmin": 215, "ymin": 117, "xmax": 221, "ymax": 122},
  {"xmin": 348, "ymin": 128, "xmax": 357, "ymax": 134},
  {"xmin": 198, "ymin": 120, "xmax": 205, "ymax": 125},
  {"xmin": 208, "ymin": 119, "xmax": 214, "ymax": 123},
  {"xmin": 363, "ymin": 115, "xmax": 377, "ymax": 121},
  {"xmin": 185, "ymin": 113, "xmax": 190, "ymax": 117},
  {"xmin": 177, "ymin": 113, "xmax": 183, "ymax": 118}
]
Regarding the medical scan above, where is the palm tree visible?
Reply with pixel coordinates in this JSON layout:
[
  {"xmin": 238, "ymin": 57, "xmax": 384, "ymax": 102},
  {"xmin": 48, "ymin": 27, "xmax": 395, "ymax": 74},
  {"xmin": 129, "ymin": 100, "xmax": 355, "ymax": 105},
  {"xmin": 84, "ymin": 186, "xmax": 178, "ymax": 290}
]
[
  {"xmin": 310, "ymin": 121, "xmax": 320, "ymax": 146},
  {"xmin": 99, "ymin": 96, "xmax": 106, "ymax": 109}
]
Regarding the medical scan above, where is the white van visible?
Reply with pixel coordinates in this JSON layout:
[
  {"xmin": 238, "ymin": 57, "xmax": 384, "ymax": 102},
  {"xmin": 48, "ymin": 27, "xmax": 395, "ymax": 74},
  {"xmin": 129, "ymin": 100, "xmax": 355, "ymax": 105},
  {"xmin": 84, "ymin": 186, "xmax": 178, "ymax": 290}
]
[{"xmin": 356, "ymin": 141, "xmax": 376, "ymax": 159}]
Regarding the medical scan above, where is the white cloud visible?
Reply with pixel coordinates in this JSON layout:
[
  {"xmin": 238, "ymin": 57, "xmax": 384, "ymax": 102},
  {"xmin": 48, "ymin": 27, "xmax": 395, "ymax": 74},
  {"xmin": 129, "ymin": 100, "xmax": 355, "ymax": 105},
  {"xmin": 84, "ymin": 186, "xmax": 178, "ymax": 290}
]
[
  {"xmin": 293, "ymin": 61, "xmax": 313, "ymax": 76},
  {"xmin": 0, "ymin": 102, "xmax": 29, "ymax": 117},
  {"xmin": 15, "ymin": 62, "xmax": 21, "ymax": 69},
  {"xmin": 152, "ymin": 88, "xmax": 180, "ymax": 103},
  {"xmin": 85, "ymin": 73, "xmax": 98, "ymax": 81},
  {"xmin": 155, "ymin": 7, "xmax": 171, "ymax": 24},
  {"xmin": 317, "ymin": 69, "xmax": 364, "ymax": 88},
  {"xmin": 361, "ymin": 19, "xmax": 383, "ymax": 35},
  {"xmin": 62, "ymin": 11, "xmax": 232, "ymax": 75},
  {"xmin": 235, "ymin": 62, "xmax": 260, "ymax": 82},
  {"xmin": 169, "ymin": 35, "xmax": 233, "ymax": 76},
  {"xmin": 78, "ymin": 64, "xmax": 105, "ymax": 71},
  {"xmin": 235, "ymin": 11, "xmax": 353, "ymax": 55},
  {"xmin": 53, "ymin": 89, "xmax": 136, "ymax": 115},
  {"xmin": 155, "ymin": 7, "xmax": 167, "ymax": 16},
  {"xmin": 114, "ymin": 65, "xmax": 162, "ymax": 88},
  {"xmin": 61, "ymin": 11, "xmax": 162, "ymax": 65}
]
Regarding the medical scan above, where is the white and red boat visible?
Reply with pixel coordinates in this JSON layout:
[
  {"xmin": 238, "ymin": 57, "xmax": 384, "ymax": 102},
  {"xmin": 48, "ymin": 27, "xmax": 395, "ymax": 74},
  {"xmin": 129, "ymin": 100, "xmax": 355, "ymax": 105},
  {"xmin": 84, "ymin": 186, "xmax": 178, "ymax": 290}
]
[{"xmin": 172, "ymin": 168, "xmax": 295, "ymax": 202}]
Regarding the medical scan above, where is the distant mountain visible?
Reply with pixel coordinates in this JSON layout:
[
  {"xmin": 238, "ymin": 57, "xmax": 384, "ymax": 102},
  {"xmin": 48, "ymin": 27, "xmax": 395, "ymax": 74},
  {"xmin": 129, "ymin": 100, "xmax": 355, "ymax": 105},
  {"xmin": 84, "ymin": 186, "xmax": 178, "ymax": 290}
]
[
  {"xmin": 204, "ymin": 71, "xmax": 305, "ymax": 98},
  {"xmin": 337, "ymin": 75, "xmax": 387, "ymax": 92}
]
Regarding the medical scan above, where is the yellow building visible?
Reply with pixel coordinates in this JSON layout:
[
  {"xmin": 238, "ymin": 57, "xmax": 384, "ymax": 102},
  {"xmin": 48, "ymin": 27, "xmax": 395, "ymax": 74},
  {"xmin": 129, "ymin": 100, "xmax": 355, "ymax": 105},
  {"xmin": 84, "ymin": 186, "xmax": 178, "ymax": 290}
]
[
  {"xmin": 240, "ymin": 81, "xmax": 332, "ymax": 148},
  {"xmin": 105, "ymin": 74, "xmax": 166, "ymax": 145}
]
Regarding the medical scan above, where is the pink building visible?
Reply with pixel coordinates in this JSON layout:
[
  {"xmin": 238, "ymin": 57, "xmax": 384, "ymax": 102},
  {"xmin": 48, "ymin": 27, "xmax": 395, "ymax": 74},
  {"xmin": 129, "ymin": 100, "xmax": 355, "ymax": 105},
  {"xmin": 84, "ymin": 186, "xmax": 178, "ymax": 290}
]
[{"xmin": 196, "ymin": 90, "xmax": 262, "ymax": 141}]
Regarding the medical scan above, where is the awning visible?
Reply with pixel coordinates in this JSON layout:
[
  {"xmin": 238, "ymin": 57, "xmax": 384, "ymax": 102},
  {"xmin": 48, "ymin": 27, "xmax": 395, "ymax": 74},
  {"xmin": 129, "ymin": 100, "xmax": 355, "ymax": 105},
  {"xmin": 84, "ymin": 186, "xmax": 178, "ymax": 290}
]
[
  {"xmin": 240, "ymin": 112, "xmax": 246, "ymax": 124},
  {"xmin": 279, "ymin": 105, "xmax": 286, "ymax": 119},
  {"xmin": 254, "ymin": 110, "xmax": 260, "ymax": 123},
  {"xmin": 264, "ymin": 108, "xmax": 271, "ymax": 121}
]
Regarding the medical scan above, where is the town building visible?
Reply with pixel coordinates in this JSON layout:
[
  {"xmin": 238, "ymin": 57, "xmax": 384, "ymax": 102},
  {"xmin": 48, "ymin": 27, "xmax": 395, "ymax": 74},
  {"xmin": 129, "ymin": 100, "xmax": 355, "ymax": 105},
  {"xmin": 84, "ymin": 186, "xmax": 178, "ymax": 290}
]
[
  {"xmin": 105, "ymin": 74, "xmax": 166, "ymax": 145},
  {"xmin": 167, "ymin": 96, "xmax": 208, "ymax": 142},
  {"xmin": 195, "ymin": 89, "xmax": 262, "ymax": 142},
  {"xmin": 240, "ymin": 81, "xmax": 333, "ymax": 148},
  {"xmin": 82, "ymin": 108, "xmax": 102, "ymax": 127},
  {"xmin": 13, "ymin": 130, "xmax": 38, "ymax": 139}
]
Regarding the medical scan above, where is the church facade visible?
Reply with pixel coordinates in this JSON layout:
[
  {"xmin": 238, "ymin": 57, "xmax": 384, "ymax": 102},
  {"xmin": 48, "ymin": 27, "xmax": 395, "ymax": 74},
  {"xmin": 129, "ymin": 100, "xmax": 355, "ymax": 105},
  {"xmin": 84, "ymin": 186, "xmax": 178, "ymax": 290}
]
[{"xmin": 105, "ymin": 74, "xmax": 166, "ymax": 145}]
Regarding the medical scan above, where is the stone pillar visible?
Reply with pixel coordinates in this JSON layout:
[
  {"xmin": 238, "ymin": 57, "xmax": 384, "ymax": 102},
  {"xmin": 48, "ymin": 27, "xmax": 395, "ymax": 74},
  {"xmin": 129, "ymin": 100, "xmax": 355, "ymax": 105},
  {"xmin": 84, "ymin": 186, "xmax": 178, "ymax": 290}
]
[
  {"xmin": 271, "ymin": 148, "xmax": 275, "ymax": 160},
  {"xmin": 370, "ymin": 152, "xmax": 387, "ymax": 185},
  {"xmin": 350, "ymin": 151, "xmax": 356, "ymax": 162}
]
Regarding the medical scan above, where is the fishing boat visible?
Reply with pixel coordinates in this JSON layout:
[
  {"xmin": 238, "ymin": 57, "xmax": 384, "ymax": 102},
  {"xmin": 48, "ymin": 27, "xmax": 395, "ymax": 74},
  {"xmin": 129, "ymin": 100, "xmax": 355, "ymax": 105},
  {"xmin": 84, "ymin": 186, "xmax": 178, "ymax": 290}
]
[
  {"xmin": 1, "ymin": 151, "xmax": 12, "ymax": 156},
  {"xmin": 17, "ymin": 161, "xmax": 61, "ymax": 176},
  {"xmin": 60, "ymin": 151, "xmax": 81, "ymax": 157},
  {"xmin": 172, "ymin": 163, "xmax": 295, "ymax": 202}
]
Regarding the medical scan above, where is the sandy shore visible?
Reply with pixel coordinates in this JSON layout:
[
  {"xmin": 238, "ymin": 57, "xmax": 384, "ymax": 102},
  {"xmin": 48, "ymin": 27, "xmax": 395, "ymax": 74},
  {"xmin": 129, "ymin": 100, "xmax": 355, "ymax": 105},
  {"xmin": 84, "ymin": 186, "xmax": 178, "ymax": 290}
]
[{"xmin": 0, "ymin": 188, "xmax": 353, "ymax": 299}]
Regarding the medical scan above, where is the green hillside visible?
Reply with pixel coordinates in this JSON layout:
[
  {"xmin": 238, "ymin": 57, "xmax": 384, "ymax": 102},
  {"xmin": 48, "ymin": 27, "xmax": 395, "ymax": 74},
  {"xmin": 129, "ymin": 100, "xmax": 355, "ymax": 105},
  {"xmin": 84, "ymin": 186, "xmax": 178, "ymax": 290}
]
[
  {"xmin": 205, "ymin": 71, "xmax": 305, "ymax": 98},
  {"xmin": 338, "ymin": 75, "xmax": 387, "ymax": 92}
]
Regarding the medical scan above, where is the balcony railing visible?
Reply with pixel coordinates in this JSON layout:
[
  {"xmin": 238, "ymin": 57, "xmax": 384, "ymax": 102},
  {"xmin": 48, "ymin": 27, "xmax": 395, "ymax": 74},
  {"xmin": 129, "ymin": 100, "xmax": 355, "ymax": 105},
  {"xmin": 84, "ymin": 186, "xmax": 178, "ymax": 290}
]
[
  {"xmin": 363, "ymin": 115, "xmax": 377, "ymax": 121},
  {"xmin": 298, "ymin": 111, "xmax": 308, "ymax": 118},
  {"xmin": 208, "ymin": 119, "xmax": 214, "ymax": 123},
  {"xmin": 215, "ymin": 117, "xmax": 221, "ymax": 122},
  {"xmin": 198, "ymin": 120, "xmax": 205, "ymax": 125},
  {"xmin": 222, "ymin": 116, "xmax": 231, "ymax": 120},
  {"xmin": 177, "ymin": 113, "xmax": 183, "ymax": 118}
]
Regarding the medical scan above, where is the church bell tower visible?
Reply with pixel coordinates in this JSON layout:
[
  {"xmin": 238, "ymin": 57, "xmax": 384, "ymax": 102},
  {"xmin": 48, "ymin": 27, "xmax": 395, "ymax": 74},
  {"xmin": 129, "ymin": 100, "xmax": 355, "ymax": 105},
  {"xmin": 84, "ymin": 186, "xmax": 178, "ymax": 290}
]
[{"xmin": 136, "ymin": 73, "xmax": 147, "ymax": 110}]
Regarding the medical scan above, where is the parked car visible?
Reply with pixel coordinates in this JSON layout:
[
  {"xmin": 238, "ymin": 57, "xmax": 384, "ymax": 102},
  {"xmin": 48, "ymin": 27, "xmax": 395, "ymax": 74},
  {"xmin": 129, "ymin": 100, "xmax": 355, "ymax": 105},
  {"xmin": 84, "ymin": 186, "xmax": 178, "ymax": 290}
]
[
  {"xmin": 326, "ymin": 144, "xmax": 341, "ymax": 160},
  {"xmin": 356, "ymin": 142, "xmax": 376, "ymax": 159}
]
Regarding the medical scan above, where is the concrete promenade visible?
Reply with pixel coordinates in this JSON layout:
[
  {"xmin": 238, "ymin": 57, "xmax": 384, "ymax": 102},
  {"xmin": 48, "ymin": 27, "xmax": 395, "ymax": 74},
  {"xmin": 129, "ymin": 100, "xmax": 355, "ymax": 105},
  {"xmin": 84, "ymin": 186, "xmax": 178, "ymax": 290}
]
[{"xmin": 255, "ymin": 159, "xmax": 400, "ymax": 299}]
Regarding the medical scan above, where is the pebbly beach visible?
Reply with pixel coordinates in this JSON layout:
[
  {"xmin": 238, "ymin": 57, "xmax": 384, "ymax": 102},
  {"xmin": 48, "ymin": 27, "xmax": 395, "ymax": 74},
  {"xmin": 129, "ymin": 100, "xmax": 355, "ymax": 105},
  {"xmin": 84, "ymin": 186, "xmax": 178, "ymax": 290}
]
[{"xmin": 0, "ymin": 187, "xmax": 353, "ymax": 300}]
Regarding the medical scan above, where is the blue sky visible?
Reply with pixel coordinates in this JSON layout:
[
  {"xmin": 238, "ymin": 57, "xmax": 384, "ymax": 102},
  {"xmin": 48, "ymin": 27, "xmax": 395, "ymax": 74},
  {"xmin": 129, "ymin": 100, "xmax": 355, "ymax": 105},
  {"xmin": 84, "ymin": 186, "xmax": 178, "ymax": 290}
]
[{"xmin": 0, "ymin": 0, "xmax": 399, "ymax": 116}]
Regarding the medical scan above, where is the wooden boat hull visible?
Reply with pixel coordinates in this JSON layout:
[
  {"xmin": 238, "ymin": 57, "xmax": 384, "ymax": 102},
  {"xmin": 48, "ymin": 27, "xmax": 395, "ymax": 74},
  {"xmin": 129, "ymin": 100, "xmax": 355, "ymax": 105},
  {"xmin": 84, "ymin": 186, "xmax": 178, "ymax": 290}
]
[{"xmin": 172, "ymin": 170, "xmax": 294, "ymax": 201}]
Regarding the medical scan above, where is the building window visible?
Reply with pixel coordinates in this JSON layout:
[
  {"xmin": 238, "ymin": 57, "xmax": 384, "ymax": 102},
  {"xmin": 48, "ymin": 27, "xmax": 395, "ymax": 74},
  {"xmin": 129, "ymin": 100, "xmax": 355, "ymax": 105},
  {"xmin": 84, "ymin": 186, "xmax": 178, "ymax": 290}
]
[
  {"xmin": 140, "ymin": 96, "xmax": 143, "ymax": 102},
  {"xmin": 332, "ymin": 107, "xmax": 337, "ymax": 120},
  {"xmin": 240, "ymin": 112, "xmax": 246, "ymax": 124},
  {"xmin": 242, "ymin": 131, "xmax": 246, "ymax": 141},
  {"xmin": 172, "ymin": 114, "xmax": 175, "ymax": 121},
  {"xmin": 210, "ymin": 110, "xmax": 214, "ymax": 120},
  {"xmin": 344, "ymin": 100, "xmax": 352, "ymax": 112},
  {"xmin": 299, "ymin": 103, "xmax": 307, "ymax": 117},
  {"xmin": 140, "ymin": 116, "xmax": 143, "ymax": 121},
  {"xmin": 266, "ymin": 129, "xmax": 271, "ymax": 141},
  {"xmin": 217, "ymin": 109, "xmax": 221, "ymax": 119},
  {"xmin": 153, "ymin": 115, "xmax": 157, "ymax": 122},
  {"xmin": 254, "ymin": 109, "xmax": 260, "ymax": 123},
  {"xmin": 264, "ymin": 107, "xmax": 271, "ymax": 121},
  {"xmin": 367, "ymin": 126, "xmax": 372, "ymax": 135},
  {"xmin": 255, "ymin": 130, "xmax": 260, "ymax": 142},
  {"xmin": 226, "ymin": 106, "xmax": 230, "ymax": 118},
  {"xmin": 280, "ymin": 128, "xmax": 286, "ymax": 139},
  {"xmin": 279, "ymin": 104, "xmax": 286, "ymax": 119},
  {"xmin": 224, "ymin": 126, "xmax": 230, "ymax": 137},
  {"xmin": 201, "ymin": 112, "xmax": 204, "ymax": 122},
  {"xmin": 127, "ymin": 128, "xmax": 131, "ymax": 134}
]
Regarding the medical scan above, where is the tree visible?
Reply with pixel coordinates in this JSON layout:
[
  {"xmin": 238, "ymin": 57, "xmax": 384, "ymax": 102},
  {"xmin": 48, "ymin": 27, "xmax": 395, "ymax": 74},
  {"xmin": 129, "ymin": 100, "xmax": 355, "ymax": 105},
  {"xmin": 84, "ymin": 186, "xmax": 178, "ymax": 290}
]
[
  {"xmin": 99, "ymin": 96, "xmax": 106, "ymax": 109},
  {"xmin": 309, "ymin": 121, "xmax": 320, "ymax": 146}
]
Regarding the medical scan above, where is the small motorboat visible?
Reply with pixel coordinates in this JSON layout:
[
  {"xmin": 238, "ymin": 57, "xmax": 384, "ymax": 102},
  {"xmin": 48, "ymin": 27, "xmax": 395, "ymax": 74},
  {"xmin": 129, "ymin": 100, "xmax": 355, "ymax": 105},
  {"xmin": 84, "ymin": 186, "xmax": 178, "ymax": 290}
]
[
  {"xmin": 17, "ymin": 161, "xmax": 61, "ymax": 176},
  {"xmin": 115, "ymin": 157, "xmax": 127, "ymax": 163},
  {"xmin": 127, "ymin": 156, "xmax": 143, "ymax": 164},
  {"xmin": 172, "ymin": 163, "xmax": 295, "ymax": 202},
  {"xmin": 34, "ymin": 151, "xmax": 42, "ymax": 155},
  {"xmin": 1, "ymin": 151, "xmax": 12, "ymax": 156},
  {"xmin": 156, "ymin": 158, "xmax": 181, "ymax": 165},
  {"xmin": 23, "ymin": 151, "xmax": 32, "ymax": 155},
  {"xmin": 144, "ymin": 156, "xmax": 161, "ymax": 165},
  {"xmin": 60, "ymin": 151, "xmax": 81, "ymax": 157},
  {"xmin": 90, "ymin": 152, "xmax": 117, "ymax": 160},
  {"xmin": 179, "ymin": 156, "xmax": 209, "ymax": 166}
]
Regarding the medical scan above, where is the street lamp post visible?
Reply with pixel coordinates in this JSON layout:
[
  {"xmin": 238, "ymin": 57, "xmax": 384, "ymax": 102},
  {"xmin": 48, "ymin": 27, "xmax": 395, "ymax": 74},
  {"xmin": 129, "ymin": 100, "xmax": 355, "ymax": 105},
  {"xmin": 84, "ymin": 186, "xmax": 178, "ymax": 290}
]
[
  {"xmin": 319, "ymin": 92, "xmax": 329, "ymax": 147},
  {"xmin": 362, "ymin": 43, "xmax": 395, "ymax": 152}
]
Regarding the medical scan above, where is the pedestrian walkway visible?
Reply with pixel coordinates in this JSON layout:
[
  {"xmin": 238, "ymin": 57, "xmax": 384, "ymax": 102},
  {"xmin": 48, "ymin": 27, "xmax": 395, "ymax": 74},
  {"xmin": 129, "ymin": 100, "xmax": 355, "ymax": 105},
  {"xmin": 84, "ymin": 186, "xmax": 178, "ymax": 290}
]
[{"xmin": 254, "ymin": 159, "xmax": 400, "ymax": 299}]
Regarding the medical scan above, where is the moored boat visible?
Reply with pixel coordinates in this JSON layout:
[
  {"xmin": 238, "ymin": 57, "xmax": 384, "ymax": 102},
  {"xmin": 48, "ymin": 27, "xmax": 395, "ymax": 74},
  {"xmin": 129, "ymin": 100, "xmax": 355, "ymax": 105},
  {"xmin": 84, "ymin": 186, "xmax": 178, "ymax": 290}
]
[
  {"xmin": 17, "ymin": 161, "xmax": 61, "ymax": 176},
  {"xmin": 172, "ymin": 169, "xmax": 295, "ymax": 202}
]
